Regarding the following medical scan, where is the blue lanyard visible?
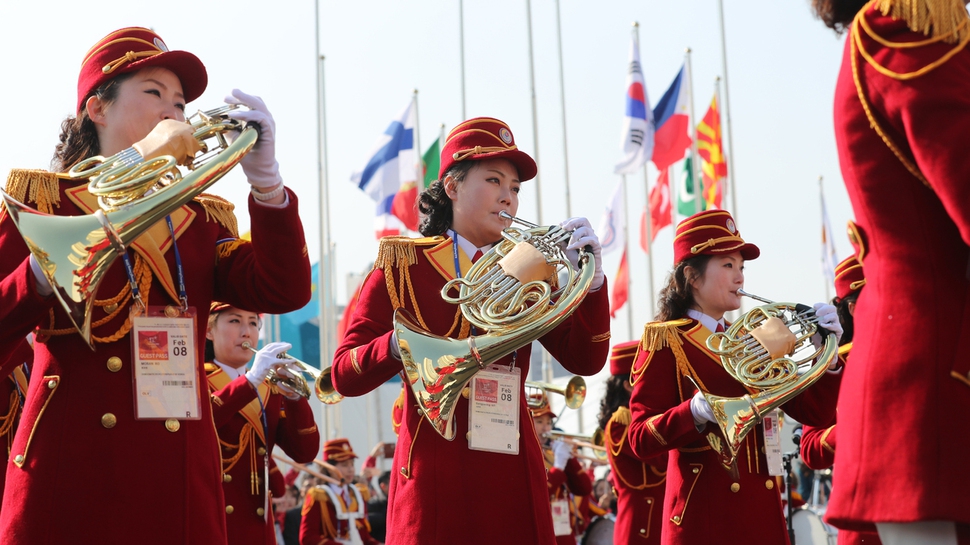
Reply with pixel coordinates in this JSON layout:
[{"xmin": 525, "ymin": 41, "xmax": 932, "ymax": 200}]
[{"xmin": 119, "ymin": 215, "xmax": 188, "ymax": 311}]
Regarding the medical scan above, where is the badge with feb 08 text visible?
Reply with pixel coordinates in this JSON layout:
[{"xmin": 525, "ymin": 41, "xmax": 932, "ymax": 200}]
[
  {"xmin": 130, "ymin": 306, "xmax": 201, "ymax": 420},
  {"xmin": 468, "ymin": 364, "xmax": 521, "ymax": 455}
]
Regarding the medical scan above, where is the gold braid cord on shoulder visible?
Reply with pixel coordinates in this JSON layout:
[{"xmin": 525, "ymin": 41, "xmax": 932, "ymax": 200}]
[
  {"xmin": 2, "ymin": 170, "xmax": 66, "ymax": 220},
  {"xmin": 851, "ymin": 0, "xmax": 970, "ymax": 189},
  {"xmin": 195, "ymin": 193, "xmax": 239, "ymax": 238}
]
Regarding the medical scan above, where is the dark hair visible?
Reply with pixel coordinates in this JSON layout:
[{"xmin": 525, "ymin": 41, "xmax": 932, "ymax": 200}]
[
  {"xmin": 597, "ymin": 374, "xmax": 631, "ymax": 431},
  {"xmin": 655, "ymin": 254, "xmax": 714, "ymax": 321},
  {"xmin": 831, "ymin": 290, "xmax": 860, "ymax": 345},
  {"xmin": 811, "ymin": 0, "xmax": 869, "ymax": 34},
  {"xmin": 377, "ymin": 470, "xmax": 391, "ymax": 487},
  {"xmin": 51, "ymin": 72, "xmax": 135, "ymax": 172},
  {"xmin": 417, "ymin": 161, "xmax": 477, "ymax": 236}
]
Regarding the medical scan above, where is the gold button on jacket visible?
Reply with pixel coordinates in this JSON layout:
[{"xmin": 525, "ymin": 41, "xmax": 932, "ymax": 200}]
[
  {"xmin": 106, "ymin": 357, "xmax": 123, "ymax": 372},
  {"xmin": 225, "ymin": 505, "xmax": 234, "ymax": 515},
  {"xmin": 165, "ymin": 419, "xmax": 180, "ymax": 432},
  {"xmin": 730, "ymin": 482, "xmax": 740, "ymax": 493},
  {"xmin": 101, "ymin": 413, "xmax": 117, "ymax": 429}
]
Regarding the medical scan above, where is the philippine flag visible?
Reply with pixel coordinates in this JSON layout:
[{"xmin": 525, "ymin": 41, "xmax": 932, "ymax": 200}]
[
  {"xmin": 651, "ymin": 65, "xmax": 693, "ymax": 171},
  {"xmin": 615, "ymin": 35, "xmax": 654, "ymax": 175},
  {"xmin": 350, "ymin": 101, "xmax": 417, "ymax": 238}
]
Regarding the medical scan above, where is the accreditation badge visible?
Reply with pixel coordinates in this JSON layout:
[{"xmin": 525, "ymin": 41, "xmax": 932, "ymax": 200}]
[
  {"xmin": 763, "ymin": 409, "xmax": 784, "ymax": 476},
  {"xmin": 551, "ymin": 499, "xmax": 572, "ymax": 536},
  {"xmin": 467, "ymin": 364, "xmax": 520, "ymax": 455},
  {"xmin": 130, "ymin": 306, "xmax": 201, "ymax": 420}
]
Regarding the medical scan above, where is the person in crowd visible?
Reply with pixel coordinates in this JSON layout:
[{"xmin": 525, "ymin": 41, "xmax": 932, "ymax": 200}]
[
  {"xmin": 205, "ymin": 302, "xmax": 320, "ymax": 544},
  {"xmin": 811, "ymin": 1, "xmax": 970, "ymax": 542},
  {"xmin": 800, "ymin": 251, "xmax": 881, "ymax": 545},
  {"xmin": 367, "ymin": 471, "xmax": 392, "ymax": 542},
  {"xmin": 0, "ymin": 26, "xmax": 311, "ymax": 544},
  {"xmin": 600, "ymin": 340, "xmax": 667, "ymax": 545},
  {"xmin": 330, "ymin": 117, "xmax": 611, "ymax": 544},
  {"xmin": 625, "ymin": 209, "xmax": 843, "ymax": 545},
  {"xmin": 532, "ymin": 392, "xmax": 592, "ymax": 545},
  {"xmin": 300, "ymin": 438, "xmax": 382, "ymax": 545}
]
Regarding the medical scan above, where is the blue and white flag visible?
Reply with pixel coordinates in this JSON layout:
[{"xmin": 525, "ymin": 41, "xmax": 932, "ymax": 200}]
[
  {"xmin": 350, "ymin": 101, "xmax": 416, "ymax": 238},
  {"xmin": 614, "ymin": 35, "xmax": 654, "ymax": 175}
]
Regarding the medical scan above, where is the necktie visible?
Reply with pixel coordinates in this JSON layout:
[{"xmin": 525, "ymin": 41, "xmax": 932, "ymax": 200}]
[
  {"xmin": 472, "ymin": 250, "xmax": 484, "ymax": 263},
  {"xmin": 715, "ymin": 322, "xmax": 725, "ymax": 333}
]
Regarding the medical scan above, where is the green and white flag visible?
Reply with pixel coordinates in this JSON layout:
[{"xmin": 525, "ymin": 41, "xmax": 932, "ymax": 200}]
[
  {"xmin": 676, "ymin": 156, "xmax": 702, "ymax": 217},
  {"xmin": 422, "ymin": 137, "xmax": 441, "ymax": 189}
]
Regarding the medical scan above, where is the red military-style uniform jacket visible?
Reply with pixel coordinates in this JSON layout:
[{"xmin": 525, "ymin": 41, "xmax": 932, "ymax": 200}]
[
  {"xmin": 827, "ymin": 5, "xmax": 970, "ymax": 531},
  {"xmin": 542, "ymin": 448, "xmax": 592, "ymax": 545},
  {"xmin": 207, "ymin": 364, "xmax": 320, "ymax": 545},
  {"xmin": 626, "ymin": 318, "xmax": 840, "ymax": 545},
  {"xmin": 606, "ymin": 406, "xmax": 667, "ymax": 545},
  {"xmin": 0, "ymin": 340, "xmax": 29, "ymax": 505},
  {"xmin": 0, "ymin": 171, "xmax": 311, "ymax": 545},
  {"xmin": 300, "ymin": 483, "xmax": 380, "ymax": 545},
  {"xmin": 331, "ymin": 235, "xmax": 611, "ymax": 545}
]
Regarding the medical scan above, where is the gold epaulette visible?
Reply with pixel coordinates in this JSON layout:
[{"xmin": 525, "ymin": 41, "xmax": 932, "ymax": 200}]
[
  {"xmin": 639, "ymin": 319, "xmax": 692, "ymax": 352},
  {"xmin": 373, "ymin": 235, "xmax": 443, "ymax": 270},
  {"xmin": 610, "ymin": 406, "xmax": 632, "ymax": 427},
  {"xmin": 873, "ymin": 0, "xmax": 969, "ymax": 43},
  {"xmin": 194, "ymin": 193, "xmax": 238, "ymax": 237},
  {"xmin": 3, "ymin": 169, "xmax": 68, "ymax": 215},
  {"xmin": 204, "ymin": 363, "xmax": 219, "ymax": 374}
]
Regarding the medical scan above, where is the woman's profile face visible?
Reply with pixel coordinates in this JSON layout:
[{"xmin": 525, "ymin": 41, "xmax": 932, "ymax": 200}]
[
  {"xmin": 89, "ymin": 66, "xmax": 186, "ymax": 152},
  {"xmin": 206, "ymin": 308, "xmax": 260, "ymax": 368},
  {"xmin": 689, "ymin": 251, "xmax": 745, "ymax": 319},
  {"xmin": 445, "ymin": 158, "xmax": 521, "ymax": 248}
]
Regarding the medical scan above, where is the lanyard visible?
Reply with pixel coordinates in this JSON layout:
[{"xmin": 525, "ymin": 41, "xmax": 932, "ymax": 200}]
[{"xmin": 120, "ymin": 215, "xmax": 188, "ymax": 311}]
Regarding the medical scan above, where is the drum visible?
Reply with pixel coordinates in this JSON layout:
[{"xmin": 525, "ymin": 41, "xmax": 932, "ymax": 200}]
[
  {"xmin": 581, "ymin": 515, "xmax": 614, "ymax": 545},
  {"xmin": 792, "ymin": 507, "xmax": 838, "ymax": 545}
]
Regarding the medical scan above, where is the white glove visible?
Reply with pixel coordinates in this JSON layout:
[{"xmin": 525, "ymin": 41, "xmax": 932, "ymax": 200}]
[
  {"xmin": 690, "ymin": 391, "xmax": 715, "ymax": 427},
  {"xmin": 224, "ymin": 89, "xmax": 282, "ymax": 189},
  {"xmin": 551, "ymin": 439, "xmax": 572, "ymax": 470},
  {"xmin": 246, "ymin": 341, "xmax": 291, "ymax": 388},
  {"xmin": 559, "ymin": 217, "xmax": 605, "ymax": 290},
  {"xmin": 811, "ymin": 302, "xmax": 843, "ymax": 347},
  {"xmin": 29, "ymin": 255, "xmax": 53, "ymax": 297}
]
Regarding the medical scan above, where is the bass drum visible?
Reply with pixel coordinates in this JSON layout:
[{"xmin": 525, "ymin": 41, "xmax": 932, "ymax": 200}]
[
  {"xmin": 581, "ymin": 515, "xmax": 614, "ymax": 545},
  {"xmin": 792, "ymin": 507, "xmax": 838, "ymax": 545}
]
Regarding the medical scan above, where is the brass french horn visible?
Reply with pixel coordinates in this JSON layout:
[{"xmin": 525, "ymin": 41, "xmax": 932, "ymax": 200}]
[
  {"xmin": 694, "ymin": 289, "xmax": 837, "ymax": 471},
  {"xmin": 0, "ymin": 105, "xmax": 256, "ymax": 348},
  {"xmin": 394, "ymin": 213, "xmax": 595, "ymax": 440}
]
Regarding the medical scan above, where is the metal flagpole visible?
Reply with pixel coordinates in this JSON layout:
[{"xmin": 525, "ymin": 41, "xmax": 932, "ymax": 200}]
[
  {"xmin": 314, "ymin": 0, "xmax": 335, "ymax": 440},
  {"xmin": 685, "ymin": 48, "xmax": 701, "ymax": 215},
  {"xmin": 525, "ymin": 0, "xmax": 544, "ymax": 226},
  {"xmin": 622, "ymin": 175, "xmax": 634, "ymax": 341},
  {"xmin": 554, "ymin": 0, "xmax": 572, "ymax": 217},
  {"xmin": 459, "ymin": 0, "xmax": 467, "ymax": 119},
  {"xmin": 820, "ymin": 176, "xmax": 832, "ymax": 303},
  {"xmin": 412, "ymin": 89, "xmax": 421, "ymax": 235},
  {"xmin": 634, "ymin": 23, "xmax": 655, "ymax": 323},
  {"xmin": 717, "ymin": 0, "xmax": 739, "ymax": 221}
]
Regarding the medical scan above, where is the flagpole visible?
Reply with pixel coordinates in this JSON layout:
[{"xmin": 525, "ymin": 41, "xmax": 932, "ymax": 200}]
[
  {"xmin": 459, "ymin": 0, "xmax": 467, "ymax": 119},
  {"xmin": 412, "ymin": 89, "xmax": 421, "ymax": 235},
  {"xmin": 685, "ymin": 48, "xmax": 701, "ymax": 215},
  {"xmin": 717, "ymin": 0, "xmax": 739, "ymax": 222},
  {"xmin": 315, "ymin": 0, "xmax": 335, "ymax": 440},
  {"xmin": 622, "ymin": 175, "xmax": 634, "ymax": 341},
  {"xmin": 525, "ymin": 0, "xmax": 544, "ymax": 227},
  {"xmin": 554, "ymin": 0, "xmax": 572, "ymax": 217}
]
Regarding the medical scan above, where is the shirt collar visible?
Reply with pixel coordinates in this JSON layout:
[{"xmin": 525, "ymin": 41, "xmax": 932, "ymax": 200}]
[
  {"xmin": 447, "ymin": 229, "xmax": 493, "ymax": 260},
  {"xmin": 686, "ymin": 309, "xmax": 725, "ymax": 333},
  {"xmin": 214, "ymin": 359, "xmax": 245, "ymax": 381}
]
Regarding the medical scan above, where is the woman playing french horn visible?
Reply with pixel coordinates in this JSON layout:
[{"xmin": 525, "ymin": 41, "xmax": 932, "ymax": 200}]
[
  {"xmin": 331, "ymin": 117, "xmax": 612, "ymax": 545},
  {"xmin": 0, "ymin": 27, "xmax": 310, "ymax": 544},
  {"xmin": 625, "ymin": 209, "xmax": 843, "ymax": 545}
]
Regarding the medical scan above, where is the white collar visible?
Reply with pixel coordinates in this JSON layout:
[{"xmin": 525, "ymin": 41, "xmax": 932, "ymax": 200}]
[
  {"xmin": 214, "ymin": 359, "xmax": 246, "ymax": 381},
  {"xmin": 686, "ymin": 309, "xmax": 725, "ymax": 334},
  {"xmin": 447, "ymin": 229, "xmax": 492, "ymax": 261}
]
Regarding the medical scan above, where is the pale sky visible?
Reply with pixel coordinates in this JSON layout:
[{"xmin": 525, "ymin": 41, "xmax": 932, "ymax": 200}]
[{"xmin": 0, "ymin": 0, "xmax": 854, "ymax": 347}]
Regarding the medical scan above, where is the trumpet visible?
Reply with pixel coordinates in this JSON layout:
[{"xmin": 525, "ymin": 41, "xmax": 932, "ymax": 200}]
[
  {"xmin": 544, "ymin": 428, "xmax": 607, "ymax": 460},
  {"xmin": 241, "ymin": 342, "xmax": 343, "ymax": 404},
  {"xmin": 525, "ymin": 376, "xmax": 587, "ymax": 410}
]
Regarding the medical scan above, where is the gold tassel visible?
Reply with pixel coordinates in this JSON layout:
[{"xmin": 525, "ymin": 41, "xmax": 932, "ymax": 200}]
[
  {"xmin": 3, "ymin": 169, "xmax": 63, "ymax": 214},
  {"xmin": 874, "ymin": 0, "xmax": 970, "ymax": 43},
  {"xmin": 374, "ymin": 236, "xmax": 418, "ymax": 270},
  {"xmin": 216, "ymin": 239, "xmax": 248, "ymax": 261},
  {"xmin": 638, "ymin": 319, "xmax": 690, "ymax": 352},
  {"xmin": 611, "ymin": 406, "xmax": 632, "ymax": 426},
  {"xmin": 195, "ymin": 193, "xmax": 239, "ymax": 238}
]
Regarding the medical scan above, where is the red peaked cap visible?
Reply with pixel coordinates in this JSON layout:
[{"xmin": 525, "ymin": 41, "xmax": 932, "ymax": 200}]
[
  {"xmin": 609, "ymin": 340, "xmax": 640, "ymax": 376},
  {"xmin": 673, "ymin": 209, "xmax": 760, "ymax": 265},
  {"xmin": 322, "ymin": 438, "xmax": 358, "ymax": 462},
  {"xmin": 834, "ymin": 255, "xmax": 866, "ymax": 299},
  {"xmin": 76, "ymin": 27, "xmax": 207, "ymax": 113},
  {"xmin": 528, "ymin": 392, "xmax": 555, "ymax": 419},
  {"xmin": 439, "ymin": 117, "xmax": 537, "ymax": 181}
]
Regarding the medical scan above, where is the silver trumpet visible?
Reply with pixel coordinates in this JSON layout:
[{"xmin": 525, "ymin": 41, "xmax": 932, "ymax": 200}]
[{"xmin": 241, "ymin": 342, "xmax": 343, "ymax": 404}]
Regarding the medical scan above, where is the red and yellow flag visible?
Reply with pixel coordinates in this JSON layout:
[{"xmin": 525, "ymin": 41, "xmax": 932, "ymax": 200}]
[{"xmin": 696, "ymin": 95, "xmax": 726, "ymax": 210}]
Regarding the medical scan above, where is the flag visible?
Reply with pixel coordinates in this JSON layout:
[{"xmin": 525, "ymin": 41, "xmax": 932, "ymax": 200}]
[
  {"xmin": 351, "ymin": 101, "xmax": 417, "ymax": 237},
  {"xmin": 422, "ymin": 137, "xmax": 441, "ymax": 189},
  {"xmin": 615, "ymin": 35, "xmax": 654, "ymax": 174},
  {"xmin": 651, "ymin": 65, "xmax": 693, "ymax": 171},
  {"xmin": 640, "ymin": 168, "xmax": 672, "ymax": 252},
  {"xmin": 597, "ymin": 180, "xmax": 626, "ymax": 256},
  {"xmin": 697, "ymin": 95, "xmax": 726, "ymax": 210},
  {"xmin": 610, "ymin": 249, "xmax": 629, "ymax": 319},
  {"xmin": 821, "ymin": 187, "xmax": 838, "ymax": 285},
  {"xmin": 676, "ymin": 157, "xmax": 700, "ymax": 216}
]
